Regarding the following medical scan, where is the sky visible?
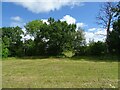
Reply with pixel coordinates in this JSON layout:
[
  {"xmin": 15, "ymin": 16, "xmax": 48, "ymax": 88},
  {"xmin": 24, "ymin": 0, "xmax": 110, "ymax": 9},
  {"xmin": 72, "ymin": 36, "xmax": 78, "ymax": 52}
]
[{"xmin": 2, "ymin": 0, "xmax": 115, "ymax": 43}]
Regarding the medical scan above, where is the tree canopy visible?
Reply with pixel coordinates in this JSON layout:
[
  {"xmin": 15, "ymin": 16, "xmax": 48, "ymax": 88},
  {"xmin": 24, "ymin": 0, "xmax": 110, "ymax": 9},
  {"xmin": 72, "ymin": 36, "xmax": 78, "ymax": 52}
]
[
  {"xmin": 1, "ymin": 18, "xmax": 85, "ymax": 57},
  {"xmin": 1, "ymin": 2, "xmax": 120, "ymax": 58}
]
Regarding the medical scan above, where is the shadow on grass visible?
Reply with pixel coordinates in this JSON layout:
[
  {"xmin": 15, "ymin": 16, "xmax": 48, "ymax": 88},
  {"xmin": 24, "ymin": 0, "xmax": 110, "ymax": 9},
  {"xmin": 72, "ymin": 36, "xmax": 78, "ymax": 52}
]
[
  {"xmin": 70, "ymin": 55, "xmax": 119, "ymax": 62},
  {"xmin": 14, "ymin": 55, "xmax": 120, "ymax": 62},
  {"xmin": 17, "ymin": 55, "xmax": 67, "ymax": 60},
  {"xmin": 17, "ymin": 56, "xmax": 50, "ymax": 60}
]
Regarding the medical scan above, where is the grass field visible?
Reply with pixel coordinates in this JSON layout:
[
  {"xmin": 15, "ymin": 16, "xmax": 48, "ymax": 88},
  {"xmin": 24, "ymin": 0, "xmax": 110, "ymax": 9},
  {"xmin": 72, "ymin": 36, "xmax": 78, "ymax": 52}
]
[{"xmin": 2, "ymin": 57, "xmax": 118, "ymax": 88}]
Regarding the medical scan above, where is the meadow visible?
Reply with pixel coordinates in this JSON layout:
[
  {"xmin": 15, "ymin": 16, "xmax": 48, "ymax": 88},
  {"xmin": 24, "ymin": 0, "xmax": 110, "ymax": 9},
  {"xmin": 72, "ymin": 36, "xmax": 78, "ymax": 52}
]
[{"xmin": 2, "ymin": 57, "xmax": 118, "ymax": 88}]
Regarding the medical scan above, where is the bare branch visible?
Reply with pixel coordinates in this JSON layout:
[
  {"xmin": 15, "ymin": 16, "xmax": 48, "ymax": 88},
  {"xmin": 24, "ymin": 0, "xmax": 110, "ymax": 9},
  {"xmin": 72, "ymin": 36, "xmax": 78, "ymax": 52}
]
[{"xmin": 96, "ymin": 2, "xmax": 115, "ymax": 29}]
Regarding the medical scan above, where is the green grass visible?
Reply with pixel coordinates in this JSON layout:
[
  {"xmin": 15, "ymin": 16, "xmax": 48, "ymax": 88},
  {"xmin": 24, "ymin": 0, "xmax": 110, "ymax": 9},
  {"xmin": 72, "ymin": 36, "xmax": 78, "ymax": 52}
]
[{"xmin": 2, "ymin": 57, "xmax": 118, "ymax": 88}]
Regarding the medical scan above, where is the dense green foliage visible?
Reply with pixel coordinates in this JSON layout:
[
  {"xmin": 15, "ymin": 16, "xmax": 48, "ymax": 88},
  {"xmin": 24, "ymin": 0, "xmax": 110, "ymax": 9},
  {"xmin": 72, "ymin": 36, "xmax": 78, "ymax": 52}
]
[
  {"xmin": 86, "ymin": 41, "xmax": 107, "ymax": 56},
  {"xmin": 1, "ymin": 18, "xmax": 84, "ymax": 57},
  {"xmin": 108, "ymin": 2, "xmax": 120, "ymax": 55},
  {"xmin": 108, "ymin": 20, "xmax": 120, "ymax": 54},
  {"xmin": 73, "ymin": 28, "xmax": 86, "ymax": 56},
  {"xmin": 25, "ymin": 18, "xmax": 81, "ymax": 56},
  {"xmin": 1, "ymin": 2, "xmax": 120, "ymax": 58},
  {"xmin": 2, "ymin": 27, "xmax": 23, "ymax": 57}
]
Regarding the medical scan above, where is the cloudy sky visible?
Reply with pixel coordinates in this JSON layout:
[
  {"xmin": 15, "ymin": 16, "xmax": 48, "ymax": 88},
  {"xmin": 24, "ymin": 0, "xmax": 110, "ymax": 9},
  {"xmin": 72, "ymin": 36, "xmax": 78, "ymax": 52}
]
[{"xmin": 2, "ymin": 0, "xmax": 116, "ymax": 43}]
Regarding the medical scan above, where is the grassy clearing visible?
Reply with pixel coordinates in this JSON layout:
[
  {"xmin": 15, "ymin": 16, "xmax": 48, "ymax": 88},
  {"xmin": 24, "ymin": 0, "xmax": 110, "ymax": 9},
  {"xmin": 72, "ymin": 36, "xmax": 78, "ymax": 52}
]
[{"xmin": 2, "ymin": 57, "xmax": 118, "ymax": 88}]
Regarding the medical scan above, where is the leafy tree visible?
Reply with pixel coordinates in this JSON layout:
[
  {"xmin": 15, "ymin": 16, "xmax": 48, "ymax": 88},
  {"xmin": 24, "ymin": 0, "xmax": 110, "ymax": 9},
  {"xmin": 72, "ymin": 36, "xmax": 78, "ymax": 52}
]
[
  {"xmin": 23, "ymin": 39, "xmax": 35, "ymax": 56},
  {"xmin": 2, "ymin": 43, "xmax": 9, "ymax": 58},
  {"xmin": 2, "ymin": 17, "xmax": 85, "ymax": 57},
  {"xmin": 96, "ymin": 2, "xmax": 116, "ymax": 53},
  {"xmin": 2, "ymin": 26, "xmax": 23, "ymax": 57},
  {"xmin": 113, "ymin": 2, "xmax": 120, "ymax": 19},
  {"xmin": 25, "ymin": 18, "xmax": 77, "ymax": 56},
  {"xmin": 25, "ymin": 20, "xmax": 44, "ymax": 37},
  {"xmin": 73, "ymin": 28, "xmax": 86, "ymax": 56},
  {"xmin": 46, "ymin": 18, "xmax": 76, "ymax": 55},
  {"xmin": 87, "ymin": 41, "xmax": 107, "ymax": 56},
  {"xmin": 25, "ymin": 20, "xmax": 48, "ymax": 56},
  {"xmin": 108, "ymin": 2, "xmax": 120, "ymax": 55}
]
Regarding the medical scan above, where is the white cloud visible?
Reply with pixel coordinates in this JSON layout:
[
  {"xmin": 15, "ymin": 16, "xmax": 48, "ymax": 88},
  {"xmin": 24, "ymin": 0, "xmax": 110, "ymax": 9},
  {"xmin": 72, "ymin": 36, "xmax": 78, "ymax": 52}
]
[
  {"xmin": 88, "ymin": 28, "xmax": 96, "ymax": 32},
  {"xmin": 10, "ymin": 16, "xmax": 25, "ymax": 27},
  {"xmin": 77, "ymin": 23, "xmax": 87, "ymax": 28},
  {"xmin": 94, "ymin": 28, "xmax": 106, "ymax": 36},
  {"xmin": 11, "ymin": 16, "xmax": 22, "ymax": 22},
  {"xmin": 21, "ymin": 34, "xmax": 34, "ymax": 42},
  {"xmin": 60, "ymin": 15, "xmax": 76, "ymax": 24},
  {"xmin": 21, "ymin": 28, "xmax": 35, "ymax": 42},
  {"xmin": 110, "ymin": 28, "xmax": 113, "ymax": 31},
  {"xmin": 8, "ymin": 0, "xmax": 83, "ymax": 14},
  {"xmin": 85, "ymin": 31, "xmax": 94, "ymax": 43},
  {"xmin": 41, "ymin": 19, "xmax": 49, "ymax": 25},
  {"xmin": 41, "ymin": 15, "xmax": 87, "ymax": 32},
  {"xmin": 76, "ymin": 22, "xmax": 87, "ymax": 30},
  {"xmin": 85, "ymin": 28, "xmax": 107, "ymax": 43},
  {"xmin": 3, "ymin": 0, "xmax": 119, "ymax": 2},
  {"xmin": 60, "ymin": 15, "xmax": 87, "ymax": 31}
]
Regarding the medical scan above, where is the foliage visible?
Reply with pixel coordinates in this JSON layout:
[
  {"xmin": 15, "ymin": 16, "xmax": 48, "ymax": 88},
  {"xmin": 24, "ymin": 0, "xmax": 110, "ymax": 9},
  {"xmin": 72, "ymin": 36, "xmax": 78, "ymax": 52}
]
[
  {"xmin": 87, "ymin": 41, "xmax": 107, "ymax": 56},
  {"xmin": 2, "ymin": 11, "xmax": 120, "ymax": 57},
  {"xmin": 96, "ymin": 2, "xmax": 115, "ymax": 28},
  {"xmin": 2, "ymin": 26, "xmax": 23, "ymax": 57},
  {"xmin": 96, "ymin": 2, "xmax": 116, "ymax": 53},
  {"xmin": 2, "ymin": 47, "xmax": 9, "ymax": 58},
  {"xmin": 113, "ymin": 1, "xmax": 120, "ymax": 19},
  {"xmin": 73, "ymin": 28, "xmax": 86, "ymax": 56},
  {"xmin": 109, "ymin": 13, "xmax": 120, "ymax": 54},
  {"xmin": 1, "ymin": 18, "xmax": 85, "ymax": 57},
  {"xmin": 108, "ymin": 20, "xmax": 120, "ymax": 54},
  {"xmin": 108, "ymin": 2, "xmax": 120, "ymax": 55},
  {"xmin": 25, "ymin": 18, "xmax": 78, "ymax": 56},
  {"xmin": 24, "ymin": 39, "xmax": 36, "ymax": 56}
]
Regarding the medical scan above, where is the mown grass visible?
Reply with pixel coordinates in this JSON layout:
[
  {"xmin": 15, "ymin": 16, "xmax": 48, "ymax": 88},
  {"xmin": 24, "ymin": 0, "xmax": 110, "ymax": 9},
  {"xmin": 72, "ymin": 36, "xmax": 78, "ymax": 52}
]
[{"xmin": 2, "ymin": 57, "xmax": 118, "ymax": 88}]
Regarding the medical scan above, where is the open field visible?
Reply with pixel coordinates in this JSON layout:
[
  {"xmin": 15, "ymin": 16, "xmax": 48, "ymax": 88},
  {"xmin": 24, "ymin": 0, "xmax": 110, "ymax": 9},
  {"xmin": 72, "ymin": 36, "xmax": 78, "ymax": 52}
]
[{"xmin": 2, "ymin": 57, "xmax": 118, "ymax": 88}]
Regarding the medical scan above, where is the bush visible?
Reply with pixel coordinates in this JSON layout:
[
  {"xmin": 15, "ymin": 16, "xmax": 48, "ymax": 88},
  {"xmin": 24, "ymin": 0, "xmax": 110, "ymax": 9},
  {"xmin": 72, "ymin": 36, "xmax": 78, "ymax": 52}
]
[
  {"xmin": 2, "ymin": 48, "xmax": 9, "ymax": 58},
  {"xmin": 87, "ymin": 41, "xmax": 107, "ymax": 56},
  {"xmin": 74, "ymin": 46, "xmax": 87, "ymax": 56}
]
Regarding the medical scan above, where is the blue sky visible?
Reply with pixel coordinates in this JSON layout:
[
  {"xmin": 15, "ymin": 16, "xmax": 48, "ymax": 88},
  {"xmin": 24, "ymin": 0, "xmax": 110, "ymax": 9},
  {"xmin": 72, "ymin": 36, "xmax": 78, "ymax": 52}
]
[
  {"xmin": 2, "ymin": 2, "xmax": 101, "ymax": 28},
  {"xmin": 2, "ymin": 1, "xmax": 108, "ymax": 43}
]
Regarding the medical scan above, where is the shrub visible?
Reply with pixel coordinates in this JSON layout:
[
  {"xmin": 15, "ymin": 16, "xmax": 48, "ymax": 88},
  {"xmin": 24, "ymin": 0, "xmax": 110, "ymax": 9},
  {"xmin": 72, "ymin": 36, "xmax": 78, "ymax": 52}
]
[
  {"xmin": 2, "ymin": 48, "xmax": 9, "ymax": 58},
  {"xmin": 74, "ymin": 46, "xmax": 87, "ymax": 56},
  {"xmin": 87, "ymin": 41, "xmax": 107, "ymax": 56}
]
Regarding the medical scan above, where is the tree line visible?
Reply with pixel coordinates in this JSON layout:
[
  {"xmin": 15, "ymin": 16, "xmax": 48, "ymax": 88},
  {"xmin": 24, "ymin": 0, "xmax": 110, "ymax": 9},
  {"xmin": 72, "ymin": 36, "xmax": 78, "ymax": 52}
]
[{"xmin": 1, "ymin": 2, "xmax": 120, "ymax": 58}]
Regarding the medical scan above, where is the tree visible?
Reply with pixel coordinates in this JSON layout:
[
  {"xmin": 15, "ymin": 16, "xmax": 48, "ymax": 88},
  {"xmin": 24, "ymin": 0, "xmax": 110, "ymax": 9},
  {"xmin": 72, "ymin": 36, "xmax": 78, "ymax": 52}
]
[
  {"xmin": 108, "ymin": 2, "xmax": 120, "ymax": 55},
  {"xmin": 24, "ymin": 39, "xmax": 35, "ymax": 56},
  {"xmin": 96, "ymin": 2, "xmax": 116, "ymax": 53},
  {"xmin": 113, "ymin": 2, "xmax": 120, "ymax": 19},
  {"xmin": 25, "ymin": 20, "xmax": 44, "ymax": 38},
  {"xmin": 2, "ymin": 26, "xmax": 23, "ymax": 57},
  {"xmin": 73, "ymin": 27, "xmax": 86, "ymax": 56},
  {"xmin": 25, "ymin": 18, "xmax": 77, "ymax": 56},
  {"xmin": 46, "ymin": 18, "xmax": 76, "ymax": 55},
  {"xmin": 25, "ymin": 20, "xmax": 48, "ymax": 56},
  {"xmin": 2, "ymin": 17, "xmax": 85, "ymax": 57},
  {"xmin": 108, "ymin": 22, "xmax": 120, "ymax": 54},
  {"xmin": 87, "ymin": 41, "xmax": 107, "ymax": 56}
]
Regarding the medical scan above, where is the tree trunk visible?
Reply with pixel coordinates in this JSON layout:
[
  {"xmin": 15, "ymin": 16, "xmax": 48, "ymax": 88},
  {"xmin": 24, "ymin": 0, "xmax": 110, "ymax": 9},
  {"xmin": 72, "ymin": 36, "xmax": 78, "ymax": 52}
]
[{"xmin": 106, "ymin": 15, "xmax": 112, "ymax": 53}]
